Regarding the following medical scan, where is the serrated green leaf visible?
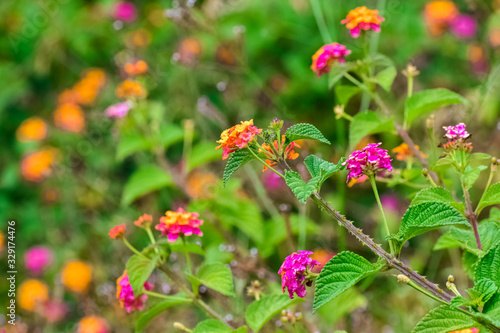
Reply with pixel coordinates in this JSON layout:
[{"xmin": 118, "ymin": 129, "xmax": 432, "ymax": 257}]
[
  {"xmin": 335, "ymin": 85, "xmax": 362, "ymax": 105},
  {"xmin": 285, "ymin": 123, "xmax": 331, "ymax": 144},
  {"xmin": 188, "ymin": 142, "xmax": 222, "ymax": 171},
  {"xmin": 192, "ymin": 319, "xmax": 246, "ymax": 333},
  {"xmin": 435, "ymin": 222, "xmax": 500, "ymax": 254},
  {"xmin": 222, "ymin": 149, "xmax": 253, "ymax": 187},
  {"xmin": 135, "ymin": 295, "xmax": 191, "ymax": 332},
  {"xmin": 410, "ymin": 187, "xmax": 465, "ymax": 212},
  {"xmin": 125, "ymin": 254, "xmax": 158, "ymax": 295},
  {"xmin": 404, "ymin": 89, "xmax": 468, "ymax": 127},
  {"xmin": 393, "ymin": 203, "xmax": 470, "ymax": 251},
  {"xmin": 349, "ymin": 110, "xmax": 395, "ymax": 149},
  {"xmin": 412, "ymin": 305, "xmax": 476, "ymax": 333},
  {"xmin": 450, "ymin": 296, "xmax": 471, "ymax": 308},
  {"xmin": 468, "ymin": 153, "xmax": 492, "ymax": 164},
  {"xmin": 463, "ymin": 250, "xmax": 479, "ymax": 280},
  {"xmin": 484, "ymin": 293, "xmax": 500, "ymax": 320},
  {"xmin": 433, "ymin": 156, "xmax": 454, "ymax": 168},
  {"xmin": 375, "ymin": 66, "xmax": 397, "ymax": 91},
  {"xmin": 472, "ymin": 279, "xmax": 498, "ymax": 304},
  {"xmin": 245, "ymin": 294, "xmax": 304, "ymax": 332},
  {"xmin": 121, "ymin": 165, "xmax": 174, "ymax": 205},
  {"xmin": 462, "ymin": 165, "xmax": 487, "ymax": 190},
  {"xmin": 189, "ymin": 263, "xmax": 234, "ymax": 296},
  {"xmin": 477, "ymin": 183, "xmax": 500, "ymax": 215},
  {"xmin": 434, "ymin": 232, "xmax": 463, "ymax": 251},
  {"xmin": 285, "ymin": 170, "xmax": 319, "ymax": 203},
  {"xmin": 313, "ymin": 251, "xmax": 381, "ymax": 312},
  {"xmin": 168, "ymin": 242, "xmax": 205, "ymax": 256},
  {"xmin": 476, "ymin": 243, "xmax": 500, "ymax": 288},
  {"xmin": 304, "ymin": 155, "xmax": 346, "ymax": 189}
]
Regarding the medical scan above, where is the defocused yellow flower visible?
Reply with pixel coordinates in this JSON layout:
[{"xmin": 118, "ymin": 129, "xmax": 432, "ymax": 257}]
[
  {"xmin": 186, "ymin": 171, "xmax": 217, "ymax": 199},
  {"xmin": 116, "ymin": 80, "xmax": 147, "ymax": 98},
  {"xmin": 21, "ymin": 148, "xmax": 59, "ymax": 183},
  {"xmin": 423, "ymin": 1, "xmax": 459, "ymax": 36},
  {"xmin": 77, "ymin": 315, "xmax": 110, "ymax": 333},
  {"xmin": 392, "ymin": 143, "xmax": 428, "ymax": 161},
  {"xmin": 0, "ymin": 231, "xmax": 4, "ymax": 252},
  {"xmin": 54, "ymin": 103, "xmax": 85, "ymax": 133},
  {"xmin": 16, "ymin": 117, "xmax": 48, "ymax": 142},
  {"xmin": 61, "ymin": 260, "xmax": 92, "ymax": 293},
  {"xmin": 126, "ymin": 28, "xmax": 152, "ymax": 48},
  {"xmin": 18, "ymin": 279, "xmax": 49, "ymax": 311}
]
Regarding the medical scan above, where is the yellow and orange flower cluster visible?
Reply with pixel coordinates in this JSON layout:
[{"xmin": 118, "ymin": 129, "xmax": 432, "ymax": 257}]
[
  {"xmin": 341, "ymin": 6, "xmax": 385, "ymax": 38},
  {"xmin": 125, "ymin": 60, "xmax": 148, "ymax": 75},
  {"xmin": 423, "ymin": 1, "xmax": 459, "ymax": 36},
  {"xmin": 77, "ymin": 315, "xmax": 110, "ymax": 333},
  {"xmin": 21, "ymin": 148, "xmax": 59, "ymax": 183},
  {"xmin": 16, "ymin": 117, "xmax": 48, "ymax": 142},
  {"xmin": 449, "ymin": 329, "xmax": 479, "ymax": 333},
  {"xmin": 116, "ymin": 80, "xmax": 147, "ymax": 99},
  {"xmin": 155, "ymin": 208, "xmax": 204, "ymax": 242},
  {"xmin": 392, "ymin": 143, "xmax": 428, "ymax": 161},
  {"xmin": 54, "ymin": 103, "xmax": 86, "ymax": 133},
  {"xmin": 58, "ymin": 69, "xmax": 107, "ymax": 106},
  {"xmin": 216, "ymin": 120, "xmax": 262, "ymax": 160},
  {"xmin": 18, "ymin": 279, "xmax": 49, "ymax": 311},
  {"xmin": 134, "ymin": 214, "xmax": 153, "ymax": 228},
  {"xmin": 260, "ymin": 135, "xmax": 301, "ymax": 172},
  {"xmin": 61, "ymin": 260, "xmax": 92, "ymax": 293}
]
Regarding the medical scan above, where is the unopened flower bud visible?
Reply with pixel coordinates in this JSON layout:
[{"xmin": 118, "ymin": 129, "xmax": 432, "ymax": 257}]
[
  {"xmin": 402, "ymin": 64, "xmax": 420, "ymax": 77},
  {"xmin": 173, "ymin": 322, "xmax": 190, "ymax": 332},
  {"xmin": 270, "ymin": 118, "xmax": 284, "ymax": 131},
  {"xmin": 492, "ymin": 157, "xmax": 498, "ymax": 172},
  {"xmin": 334, "ymin": 105, "xmax": 345, "ymax": 120},
  {"xmin": 396, "ymin": 274, "xmax": 410, "ymax": 284},
  {"xmin": 422, "ymin": 169, "xmax": 429, "ymax": 177},
  {"xmin": 426, "ymin": 115, "xmax": 435, "ymax": 129},
  {"xmin": 448, "ymin": 275, "xmax": 454, "ymax": 283}
]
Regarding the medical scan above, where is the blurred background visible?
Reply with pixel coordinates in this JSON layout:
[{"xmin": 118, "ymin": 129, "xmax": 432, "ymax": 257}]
[{"xmin": 1, "ymin": 0, "xmax": 500, "ymax": 332}]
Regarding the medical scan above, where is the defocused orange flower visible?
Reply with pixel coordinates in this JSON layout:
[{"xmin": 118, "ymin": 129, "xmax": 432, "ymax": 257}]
[
  {"xmin": 16, "ymin": 117, "xmax": 48, "ymax": 142},
  {"xmin": 0, "ymin": 232, "xmax": 4, "ymax": 252},
  {"xmin": 61, "ymin": 260, "xmax": 92, "ymax": 293},
  {"xmin": 311, "ymin": 249, "xmax": 335, "ymax": 273},
  {"xmin": 18, "ymin": 279, "xmax": 49, "ymax": 311},
  {"xmin": 126, "ymin": 28, "xmax": 152, "ymax": 48},
  {"xmin": 467, "ymin": 44, "xmax": 490, "ymax": 74},
  {"xmin": 489, "ymin": 29, "xmax": 500, "ymax": 48},
  {"xmin": 186, "ymin": 171, "xmax": 217, "ymax": 199},
  {"xmin": 134, "ymin": 214, "xmax": 153, "ymax": 228},
  {"xmin": 54, "ymin": 103, "xmax": 85, "ymax": 133},
  {"xmin": 77, "ymin": 315, "xmax": 110, "ymax": 333},
  {"xmin": 116, "ymin": 80, "xmax": 147, "ymax": 98},
  {"xmin": 215, "ymin": 45, "xmax": 237, "ymax": 66},
  {"xmin": 59, "ymin": 69, "xmax": 106, "ymax": 106},
  {"xmin": 392, "ymin": 143, "xmax": 428, "ymax": 161},
  {"xmin": 176, "ymin": 38, "xmax": 202, "ymax": 65},
  {"xmin": 42, "ymin": 188, "xmax": 59, "ymax": 203},
  {"xmin": 423, "ymin": 1, "xmax": 459, "ymax": 36},
  {"xmin": 125, "ymin": 60, "xmax": 148, "ymax": 75},
  {"xmin": 21, "ymin": 148, "xmax": 59, "ymax": 183},
  {"xmin": 109, "ymin": 224, "xmax": 126, "ymax": 239}
]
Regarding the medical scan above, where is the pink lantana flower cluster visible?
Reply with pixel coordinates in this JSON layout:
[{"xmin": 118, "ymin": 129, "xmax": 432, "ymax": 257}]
[
  {"xmin": 279, "ymin": 251, "xmax": 320, "ymax": 299},
  {"xmin": 311, "ymin": 43, "xmax": 351, "ymax": 77},
  {"xmin": 105, "ymin": 101, "xmax": 133, "ymax": 118},
  {"xmin": 116, "ymin": 270, "xmax": 153, "ymax": 312},
  {"xmin": 24, "ymin": 246, "xmax": 54, "ymax": 275},
  {"xmin": 155, "ymin": 208, "xmax": 204, "ymax": 242},
  {"xmin": 443, "ymin": 123, "xmax": 470, "ymax": 142},
  {"xmin": 343, "ymin": 143, "xmax": 393, "ymax": 182}
]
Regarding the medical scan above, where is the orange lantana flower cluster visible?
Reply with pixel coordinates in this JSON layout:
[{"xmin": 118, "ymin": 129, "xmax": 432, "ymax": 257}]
[
  {"xmin": 260, "ymin": 135, "xmax": 301, "ymax": 172},
  {"xmin": 392, "ymin": 143, "xmax": 428, "ymax": 161},
  {"xmin": 21, "ymin": 148, "xmax": 60, "ymax": 183},
  {"xmin": 341, "ymin": 6, "xmax": 385, "ymax": 38},
  {"xmin": 423, "ymin": 1, "xmax": 459, "ymax": 36},
  {"xmin": 216, "ymin": 120, "xmax": 262, "ymax": 160},
  {"xmin": 116, "ymin": 80, "xmax": 147, "ymax": 99},
  {"xmin": 124, "ymin": 60, "xmax": 148, "ymax": 75},
  {"xmin": 16, "ymin": 117, "xmax": 48, "ymax": 142}
]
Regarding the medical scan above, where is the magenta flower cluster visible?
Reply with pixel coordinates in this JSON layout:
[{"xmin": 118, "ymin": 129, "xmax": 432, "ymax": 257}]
[
  {"xmin": 279, "ymin": 251, "xmax": 320, "ymax": 299},
  {"xmin": 105, "ymin": 101, "xmax": 133, "ymax": 118},
  {"xmin": 24, "ymin": 246, "xmax": 53, "ymax": 275},
  {"xmin": 311, "ymin": 43, "xmax": 352, "ymax": 77},
  {"xmin": 117, "ymin": 273, "xmax": 153, "ymax": 312},
  {"xmin": 443, "ymin": 123, "xmax": 470, "ymax": 142},
  {"xmin": 343, "ymin": 143, "xmax": 393, "ymax": 182}
]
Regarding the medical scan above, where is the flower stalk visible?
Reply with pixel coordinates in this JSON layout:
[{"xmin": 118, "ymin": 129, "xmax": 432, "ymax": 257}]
[{"xmin": 369, "ymin": 175, "xmax": 395, "ymax": 255}]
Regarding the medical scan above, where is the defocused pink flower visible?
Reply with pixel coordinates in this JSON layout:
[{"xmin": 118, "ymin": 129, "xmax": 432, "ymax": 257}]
[
  {"xmin": 24, "ymin": 246, "xmax": 53, "ymax": 275},
  {"xmin": 311, "ymin": 43, "xmax": 351, "ymax": 77},
  {"xmin": 380, "ymin": 194, "xmax": 400, "ymax": 213},
  {"xmin": 451, "ymin": 15, "xmax": 477, "ymax": 39},
  {"xmin": 262, "ymin": 170, "xmax": 286, "ymax": 191},
  {"xmin": 105, "ymin": 101, "xmax": 133, "ymax": 118},
  {"xmin": 42, "ymin": 300, "xmax": 67, "ymax": 323},
  {"xmin": 155, "ymin": 208, "xmax": 203, "ymax": 242},
  {"xmin": 279, "ymin": 251, "xmax": 320, "ymax": 299},
  {"xmin": 343, "ymin": 143, "xmax": 393, "ymax": 182},
  {"xmin": 116, "ymin": 270, "xmax": 153, "ymax": 312},
  {"xmin": 113, "ymin": 2, "xmax": 137, "ymax": 22},
  {"xmin": 341, "ymin": 6, "xmax": 385, "ymax": 38}
]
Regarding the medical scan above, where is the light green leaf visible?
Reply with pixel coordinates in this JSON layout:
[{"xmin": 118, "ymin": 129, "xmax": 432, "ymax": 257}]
[
  {"xmin": 472, "ymin": 279, "xmax": 498, "ymax": 304},
  {"xmin": 477, "ymin": 183, "xmax": 500, "ymax": 214},
  {"xmin": 121, "ymin": 165, "xmax": 174, "ymax": 205},
  {"xmin": 313, "ymin": 251, "xmax": 381, "ymax": 312},
  {"xmin": 410, "ymin": 187, "xmax": 465, "ymax": 212},
  {"xmin": 404, "ymin": 88, "xmax": 468, "ymax": 127},
  {"xmin": 160, "ymin": 124, "xmax": 184, "ymax": 148},
  {"xmin": 304, "ymin": 155, "xmax": 346, "ymax": 188},
  {"xmin": 463, "ymin": 250, "xmax": 479, "ymax": 280},
  {"xmin": 245, "ymin": 294, "xmax": 304, "ymax": 332},
  {"xmin": 192, "ymin": 319, "xmax": 247, "ymax": 333},
  {"xmin": 393, "ymin": 203, "xmax": 470, "ymax": 250},
  {"xmin": 285, "ymin": 123, "xmax": 331, "ymax": 144},
  {"xmin": 468, "ymin": 153, "xmax": 492, "ymax": 165},
  {"xmin": 444, "ymin": 222, "xmax": 500, "ymax": 254},
  {"xmin": 462, "ymin": 165, "xmax": 487, "ymax": 190},
  {"xmin": 116, "ymin": 134, "xmax": 151, "ymax": 161},
  {"xmin": 316, "ymin": 288, "xmax": 366, "ymax": 325},
  {"xmin": 169, "ymin": 242, "xmax": 205, "ymax": 256},
  {"xmin": 285, "ymin": 170, "xmax": 319, "ymax": 203},
  {"xmin": 434, "ymin": 232, "xmax": 463, "ymax": 251},
  {"xmin": 223, "ymin": 149, "xmax": 253, "ymax": 187},
  {"xmin": 484, "ymin": 293, "xmax": 500, "ymax": 320},
  {"xmin": 188, "ymin": 142, "xmax": 222, "ymax": 171},
  {"xmin": 335, "ymin": 85, "xmax": 362, "ymax": 105},
  {"xmin": 433, "ymin": 156, "xmax": 454, "ymax": 168},
  {"xmin": 375, "ymin": 66, "xmax": 397, "ymax": 91},
  {"xmin": 189, "ymin": 263, "xmax": 234, "ymax": 296},
  {"xmin": 125, "ymin": 254, "xmax": 158, "ymax": 295},
  {"xmin": 412, "ymin": 305, "xmax": 476, "ymax": 333},
  {"xmin": 328, "ymin": 63, "xmax": 356, "ymax": 89},
  {"xmin": 349, "ymin": 110, "xmax": 395, "ymax": 149},
  {"xmin": 475, "ymin": 243, "xmax": 500, "ymax": 288},
  {"xmin": 135, "ymin": 296, "xmax": 191, "ymax": 332}
]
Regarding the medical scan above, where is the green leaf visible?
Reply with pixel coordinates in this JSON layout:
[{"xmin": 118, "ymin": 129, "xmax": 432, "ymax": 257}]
[
  {"xmin": 410, "ymin": 187, "xmax": 465, "ymax": 212},
  {"xmin": 135, "ymin": 296, "xmax": 191, "ymax": 332},
  {"xmin": 335, "ymin": 85, "xmax": 362, "ymax": 105},
  {"xmin": 316, "ymin": 288, "xmax": 366, "ymax": 325},
  {"xmin": 462, "ymin": 165, "xmax": 487, "ymax": 190},
  {"xmin": 476, "ymin": 243, "xmax": 500, "ymax": 288},
  {"xmin": 463, "ymin": 250, "xmax": 479, "ymax": 280},
  {"xmin": 285, "ymin": 170, "xmax": 319, "ymax": 203},
  {"xmin": 472, "ymin": 279, "xmax": 498, "ymax": 304},
  {"xmin": 313, "ymin": 251, "xmax": 381, "ymax": 312},
  {"xmin": 116, "ymin": 134, "xmax": 151, "ymax": 161},
  {"xmin": 122, "ymin": 165, "xmax": 174, "ymax": 205},
  {"xmin": 484, "ymin": 293, "xmax": 500, "ymax": 320},
  {"xmin": 434, "ymin": 232, "xmax": 463, "ymax": 251},
  {"xmin": 412, "ymin": 305, "xmax": 476, "ymax": 333},
  {"xmin": 245, "ymin": 294, "xmax": 304, "ymax": 332},
  {"xmin": 477, "ymin": 183, "xmax": 500, "ymax": 214},
  {"xmin": 328, "ymin": 63, "xmax": 356, "ymax": 89},
  {"xmin": 222, "ymin": 149, "xmax": 253, "ymax": 187},
  {"xmin": 375, "ymin": 66, "xmax": 397, "ymax": 91},
  {"xmin": 285, "ymin": 123, "xmax": 331, "ymax": 144},
  {"xmin": 125, "ymin": 254, "xmax": 158, "ymax": 295},
  {"xmin": 192, "ymin": 319, "xmax": 247, "ymax": 333},
  {"xmin": 449, "ymin": 296, "xmax": 471, "ymax": 308},
  {"xmin": 435, "ymin": 221, "xmax": 500, "ymax": 253},
  {"xmin": 304, "ymin": 155, "xmax": 346, "ymax": 189},
  {"xmin": 169, "ymin": 242, "xmax": 205, "ymax": 256},
  {"xmin": 349, "ymin": 110, "xmax": 395, "ymax": 149},
  {"xmin": 189, "ymin": 263, "xmax": 234, "ymax": 296},
  {"xmin": 160, "ymin": 124, "xmax": 184, "ymax": 148},
  {"xmin": 188, "ymin": 142, "xmax": 222, "ymax": 171},
  {"xmin": 393, "ymin": 203, "xmax": 470, "ymax": 251},
  {"xmin": 404, "ymin": 88, "xmax": 468, "ymax": 127},
  {"xmin": 468, "ymin": 153, "xmax": 492, "ymax": 165}
]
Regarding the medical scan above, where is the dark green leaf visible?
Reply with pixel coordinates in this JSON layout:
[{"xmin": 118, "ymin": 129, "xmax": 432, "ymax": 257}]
[
  {"xmin": 410, "ymin": 187, "xmax": 465, "ymax": 212},
  {"xmin": 188, "ymin": 142, "xmax": 222, "ymax": 171},
  {"xmin": 192, "ymin": 319, "xmax": 246, "ymax": 333},
  {"xmin": 189, "ymin": 263, "xmax": 234, "ymax": 296},
  {"xmin": 116, "ymin": 134, "xmax": 151, "ymax": 161},
  {"xmin": 222, "ymin": 149, "xmax": 253, "ymax": 187},
  {"xmin": 245, "ymin": 294, "xmax": 304, "ymax": 332},
  {"xmin": 125, "ymin": 254, "xmax": 158, "ymax": 295},
  {"xmin": 121, "ymin": 165, "xmax": 174, "ymax": 205},
  {"xmin": 475, "ymin": 243, "xmax": 500, "ymax": 288},
  {"xmin": 285, "ymin": 123, "xmax": 331, "ymax": 144},
  {"xmin": 349, "ymin": 110, "xmax": 395, "ymax": 149},
  {"xmin": 375, "ymin": 66, "xmax": 397, "ymax": 91},
  {"xmin": 477, "ymin": 183, "xmax": 500, "ymax": 215},
  {"xmin": 412, "ymin": 305, "xmax": 476, "ymax": 333},
  {"xmin": 160, "ymin": 124, "xmax": 184, "ymax": 148},
  {"xmin": 285, "ymin": 170, "xmax": 319, "ymax": 203}
]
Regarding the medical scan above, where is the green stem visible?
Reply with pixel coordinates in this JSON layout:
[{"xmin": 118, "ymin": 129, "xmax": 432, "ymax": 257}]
[
  {"xmin": 407, "ymin": 75, "xmax": 414, "ymax": 99},
  {"xmin": 309, "ymin": 0, "xmax": 332, "ymax": 44},
  {"xmin": 123, "ymin": 238, "xmax": 148, "ymax": 258},
  {"xmin": 143, "ymin": 290, "xmax": 191, "ymax": 302},
  {"xmin": 182, "ymin": 236, "xmax": 192, "ymax": 274},
  {"xmin": 369, "ymin": 175, "xmax": 395, "ymax": 255},
  {"xmin": 246, "ymin": 147, "xmax": 285, "ymax": 178},
  {"xmin": 407, "ymin": 280, "xmax": 448, "ymax": 306}
]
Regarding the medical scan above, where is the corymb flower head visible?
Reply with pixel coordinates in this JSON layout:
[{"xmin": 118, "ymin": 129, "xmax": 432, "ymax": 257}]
[
  {"xmin": 449, "ymin": 329, "xmax": 479, "ymax": 333},
  {"xmin": 16, "ymin": 117, "xmax": 48, "ymax": 142},
  {"xmin": 260, "ymin": 135, "xmax": 301, "ymax": 172},
  {"xmin": 343, "ymin": 143, "xmax": 393, "ymax": 182},
  {"xmin": 24, "ymin": 246, "xmax": 53, "ymax": 275},
  {"xmin": 116, "ymin": 80, "xmax": 147, "ymax": 99},
  {"xmin": 341, "ymin": 6, "xmax": 385, "ymax": 38},
  {"xmin": 279, "ymin": 251, "xmax": 320, "ymax": 299},
  {"xmin": 61, "ymin": 260, "xmax": 92, "ymax": 293},
  {"xmin": 155, "ymin": 208, "xmax": 203, "ymax": 242},
  {"xmin": 109, "ymin": 224, "xmax": 126, "ymax": 239},
  {"xmin": 442, "ymin": 123, "xmax": 472, "ymax": 150},
  {"xmin": 21, "ymin": 148, "xmax": 60, "ymax": 183},
  {"xmin": 105, "ymin": 101, "xmax": 133, "ymax": 118},
  {"xmin": 125, "ymin": 60, "xmax": 148, "ymax": 75},
  {"xmin": 18, "ymin": 279, "xmax": 49, "ymax": 311},
  {"xmin": 116, "ymin": 270, "xmax": 153, "ymax": 312},
  {"xmin": 311, "ymin": 43, "xmax": 351, "ymax": 77},
  {"xmin": 54, "ymin": 103, "xmax": 85, "ymax": 133},
  {"xmin": 216, "ymin": 120, "xmax": 262, "ymax": 160},
  {"xmin": 134, "ymin": 214, "xmax": 153, "ymax": 228}
]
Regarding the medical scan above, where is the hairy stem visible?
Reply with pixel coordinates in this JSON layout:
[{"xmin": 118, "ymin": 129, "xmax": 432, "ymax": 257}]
[
  {"xmin": 369, "ymin": 175, "xmax": 395, "ymax": 254},
  {"xmin": 462, "ymin": 181, "xmax": 483, "ymax": 250}
]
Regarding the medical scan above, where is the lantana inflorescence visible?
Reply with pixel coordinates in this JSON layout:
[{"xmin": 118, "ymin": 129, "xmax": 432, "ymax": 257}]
[
  {"xmin": 116, "ymin": 270, "xmax": 153, "ymax": 312},
  {"xmin": 341, "ymin": 6, "xmax": 385, "ymax": 38},
  {"xmin": 155, "ymin": 208, "xmax": 203, "ymax": 242},
  {"xmin": 279, "ymin": 251, "xmax": 320, "ymax": 299},
  {"xmin": 442, "ymin": 122, "xmax": 472, "ymax": 151},
  {"xmin": 311, "ymin": 43, "xmax": 351, "ymax": 77},
  {"xmin": 216, "ymin": 119, "xmax": 262, "ymax": 160},
  {"xmin": 343, "ymin": 143, "xmax": 393, "ymax": 182}
]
